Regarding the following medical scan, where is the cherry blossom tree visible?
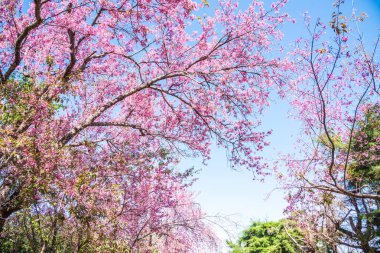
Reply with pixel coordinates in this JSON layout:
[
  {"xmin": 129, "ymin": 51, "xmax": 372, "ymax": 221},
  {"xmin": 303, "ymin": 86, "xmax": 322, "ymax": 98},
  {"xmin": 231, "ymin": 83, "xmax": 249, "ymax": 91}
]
[
  {"xmin": 280, "ymin": 1, "xmax": 380, "ymax": 251},
  {"xmin": 0, "ymin": 0, "xmax": 290, "ymax": 251},
  {"xmin": 1, "ymin": 161, "xmax": 218, "ymax": 252}
]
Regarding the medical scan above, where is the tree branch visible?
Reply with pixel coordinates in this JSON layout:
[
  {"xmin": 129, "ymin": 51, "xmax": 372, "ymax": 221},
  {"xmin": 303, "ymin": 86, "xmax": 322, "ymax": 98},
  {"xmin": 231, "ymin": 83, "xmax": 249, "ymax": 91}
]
[{"xmin": 2, "ymin": 0, "xmax": 43, "ymax": 84}]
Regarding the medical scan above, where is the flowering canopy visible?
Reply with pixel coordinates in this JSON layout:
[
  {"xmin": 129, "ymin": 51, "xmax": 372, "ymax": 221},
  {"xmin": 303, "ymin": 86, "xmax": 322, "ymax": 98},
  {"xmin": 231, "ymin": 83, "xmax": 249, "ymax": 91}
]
[
  {"xmin": 280, "ymin": 6, "xmax": 380, "ymax": 251},
  {"xmin": 0, "ymin": 0, "xmax": 289, "ymax": 251}
]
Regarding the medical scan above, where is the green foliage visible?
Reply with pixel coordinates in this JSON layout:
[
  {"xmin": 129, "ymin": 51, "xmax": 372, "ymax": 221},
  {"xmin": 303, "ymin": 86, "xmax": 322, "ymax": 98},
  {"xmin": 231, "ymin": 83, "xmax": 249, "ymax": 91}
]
[
  {"xmin": 345, "ymin": 104, "xmax": 380, "ymax": 249},
  {"xmin": 227, "ymin": 220, "xmax": 304, "ymax": 253},
  {"xmin": 0, "ymin": 76, "xmax": 33, "ymax": 125},
  {"xmin": 349, "ymin": 104, "xmax": 380, "ymax": 187},
  {"xmin": 0, "ymin": 76, "xmax": 64, "ymax": 126},
  {"xmin": 0, "ymin": 207, "xmax": 132, "ymax": 253}
]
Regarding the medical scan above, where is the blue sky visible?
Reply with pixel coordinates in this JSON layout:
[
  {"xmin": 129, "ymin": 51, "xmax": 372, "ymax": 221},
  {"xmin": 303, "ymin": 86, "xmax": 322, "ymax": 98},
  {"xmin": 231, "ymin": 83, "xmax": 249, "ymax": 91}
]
[{"xmin": 183, "ymin": 0, "xmax": 380, "ymax": 250}]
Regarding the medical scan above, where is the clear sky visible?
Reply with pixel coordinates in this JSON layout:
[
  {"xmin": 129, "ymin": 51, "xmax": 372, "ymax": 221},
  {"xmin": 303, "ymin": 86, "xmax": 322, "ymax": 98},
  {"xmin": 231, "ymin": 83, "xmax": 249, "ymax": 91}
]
[{"xmin": 181, "ymin": 0, "xmax": 380, "ymax": 251}]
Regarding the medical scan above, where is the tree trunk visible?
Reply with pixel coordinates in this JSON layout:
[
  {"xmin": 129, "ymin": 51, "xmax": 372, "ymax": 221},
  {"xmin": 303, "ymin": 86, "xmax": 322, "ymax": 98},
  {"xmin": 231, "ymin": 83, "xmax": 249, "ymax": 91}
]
[
  {"xmin": 0, "ymin": 184, "xmax": 22, "ymax": 232},
  {"xmin": 0, "ymin": 208, "xmax": 16, "ymax": 232},
  {"xmin": 0, "ymin": 215, "xmax": 6, "ymax": 233}
]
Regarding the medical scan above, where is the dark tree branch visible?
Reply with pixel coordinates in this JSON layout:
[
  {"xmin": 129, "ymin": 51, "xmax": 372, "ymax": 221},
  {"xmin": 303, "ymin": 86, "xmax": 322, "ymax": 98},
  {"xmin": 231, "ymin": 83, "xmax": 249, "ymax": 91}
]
[
  {"xmin": 62, "ymin": 29, "xmax": 77, "ymax": 82},
  {"xmin": 2, "ymin": 0, "xmax": 43, "ymax": 84}
]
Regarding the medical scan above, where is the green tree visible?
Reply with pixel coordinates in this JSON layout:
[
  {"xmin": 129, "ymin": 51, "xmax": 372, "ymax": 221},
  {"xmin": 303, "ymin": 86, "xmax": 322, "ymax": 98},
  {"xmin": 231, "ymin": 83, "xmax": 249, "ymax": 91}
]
[
  {"xmin": 340, "ymin": 104, "xmax": 380, "ymax": 251},
  {"xmin": 227, "ymin": 220, "xmax": 305, "ymax": 253},
  {"xmin": 349, "ymin": 104, "xmax": 380, "ymax": 194}
]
